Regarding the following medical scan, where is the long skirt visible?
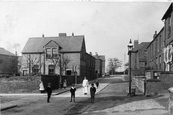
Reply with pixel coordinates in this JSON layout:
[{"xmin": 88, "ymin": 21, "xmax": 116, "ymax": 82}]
[{"xmin": 83, "ymin": 86, "xmax": 88, "ymax": 94}]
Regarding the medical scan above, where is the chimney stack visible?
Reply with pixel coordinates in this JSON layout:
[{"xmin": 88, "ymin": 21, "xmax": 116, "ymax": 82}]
[
  {"xmin": 59, "ymin": 33, "xmax": 67, "ymax": 37},
  {"xmin": 42, "ymin": 34, "xmax": 44, "ymax": 37},
  {"xmin": 15, "ymin": 51, "xmax": 17, "ymax": 56},
  {"xmin": 134, "ymin": 40, "xmax": 138, "ymax": 49},
  {"xmin": 153, "ymin": 31, "xmax": 157, "ymax": 39},
  {"xmin": 90, "ymin": 52, "xmax": 92, "ymax": 55}
]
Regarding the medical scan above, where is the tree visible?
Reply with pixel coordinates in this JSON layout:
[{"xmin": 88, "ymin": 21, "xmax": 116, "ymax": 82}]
[
  {"xmin": 107, "ymin": 58, "xmax": 122, "ymax": 75},
  {"xmin": 62, "ymin": 55, "xmax": 71, "ymax": 74}
]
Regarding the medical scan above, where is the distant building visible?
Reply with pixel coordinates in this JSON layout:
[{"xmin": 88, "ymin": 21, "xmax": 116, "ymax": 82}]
[
  {"xmin": 21, "ymin": 33, "xmax": 96, "ymax": 81},
  {"xmin": 93, "ymin": 52, "xmax": 105, "ymax": 77},
  {"xmin": 0, "ymin": 47, "xmax": 18, "ymax": 76}
]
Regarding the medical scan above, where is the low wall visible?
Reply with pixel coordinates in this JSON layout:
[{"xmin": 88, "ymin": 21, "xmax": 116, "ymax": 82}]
[
  {"xmin": 61, "ymin": 75, "xmax": 75, "ymax": 86},
  {"xmin": 146, "ymin": 79, "xmax": 162, "ymax": 95},
  {"xmin": 41, "ymin": 75, "xmax": 60, "ymax": 90},
  {"xmin": 133, "ymin": 77, "xmax": 145, "ymax": 93},
  {"xmin": 134, "ymin": 72, "xmax": 173, "ymax": 95}
]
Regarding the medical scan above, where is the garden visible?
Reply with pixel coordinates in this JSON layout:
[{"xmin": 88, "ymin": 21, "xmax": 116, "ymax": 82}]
[{"xmin": 0, "ymin": 76, "xmax": 41, "ymax": 93}]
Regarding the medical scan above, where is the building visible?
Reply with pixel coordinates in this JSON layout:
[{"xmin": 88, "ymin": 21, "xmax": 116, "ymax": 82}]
[
  {"xmin": 85, "ymin": 53, "xmax": 96, "ymax": 80},
  {"xmin": 131, "ymin": 40, "xmax": 150, "ymax": 76},
  {"xmin": 93, "ymin": 52, "xmax": 105, "ymax": 77},
  {"xmin": 162, "ymin": 3, "xmax": 173, "ymax": 72},
  {"xmin": 146, "ymin": 28, "xmax": 164, "ymax": 71},
  {"xmin": 0, "ymin": 47, "xmax": 18, "ymax": 76},
  {"xmin": 21, "ymin": 33, "xmax": 96, "ymax": 81}
]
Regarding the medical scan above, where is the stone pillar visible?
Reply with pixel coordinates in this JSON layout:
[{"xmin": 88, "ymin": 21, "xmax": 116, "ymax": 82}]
[{"xmin": 168, "ymin": 87, "xmax": 173, "ymax": 115}]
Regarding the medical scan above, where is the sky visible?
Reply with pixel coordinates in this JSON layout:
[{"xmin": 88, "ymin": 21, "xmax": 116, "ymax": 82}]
[{"xmin": 0, "ymin": 0, "xmax": 171, "ymax": 71}]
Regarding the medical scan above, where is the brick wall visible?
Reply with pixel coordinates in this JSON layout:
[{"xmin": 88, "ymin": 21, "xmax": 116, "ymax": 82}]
[{"xmin": 146, "ymin": 80, "xmax": 162, "ymax": 95}]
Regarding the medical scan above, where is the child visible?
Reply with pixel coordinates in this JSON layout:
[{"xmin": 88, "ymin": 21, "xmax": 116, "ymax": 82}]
[
  {"xmin": 46, "ymin": 83, "xmax": 52, "ymax": 103},
  {"xmin": 90, "ymin": 83, "xmax": 96, "ymax": 103},
  {"xmin": 95, "ymin": 80, "xmax": 99, "ymax": 89},
  {"xmin": 70, "ymin": 84, "xmax": 76, "ymax": 102},
  {"xmin": 63, "ymin": 79, "xmax": 67, "ymax": 89}
]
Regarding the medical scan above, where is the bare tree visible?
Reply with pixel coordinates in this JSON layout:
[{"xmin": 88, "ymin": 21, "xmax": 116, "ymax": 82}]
[
  {"xmin": 107, "ymin": 57, "xmax": 122, "ymax": 75},
  {"xmin": 62, "ymin": 55, "xmax": 71, "ymax": 74},
  {"xmin": 23, "ymin": 54, "xmax": 41, "ymax": 75}
]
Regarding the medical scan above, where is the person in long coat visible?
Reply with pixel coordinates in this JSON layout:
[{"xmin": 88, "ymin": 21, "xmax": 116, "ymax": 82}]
[
  {"xmin": 90, "ymin": 83, "xmax": 96, "ymax": 103},
  {"xmin": 82, "ymin": 77, "xmax": 89, "ymax": 95}
]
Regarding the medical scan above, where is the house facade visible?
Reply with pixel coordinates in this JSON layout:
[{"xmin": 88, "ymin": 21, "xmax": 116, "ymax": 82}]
[
  {"xmin": 21, "ymin": 33, "xmax": 96, "ymax": 81},
  {"xmin": 0, "ymin": 47, "xmax": 18, "ymax": 76},
  {"xmin": 146, "ymin": 29, "xmax": 164, "ymax": 71},
  {"xmin": 162, "ymin": 3, "xmax": 173, "ymax": 72},
  {"xmin": 130, "ymin": 40, "xmax": 149, "ymax": 76}
]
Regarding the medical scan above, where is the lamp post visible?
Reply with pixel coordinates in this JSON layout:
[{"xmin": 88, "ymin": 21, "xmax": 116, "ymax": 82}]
[
  {"xmin": 127, "ymin": 39, "xmax": 133, "ymax": 96},
  {"xmin": 59, "ymin": 53, "xmax": 62, "ymax": 83}
]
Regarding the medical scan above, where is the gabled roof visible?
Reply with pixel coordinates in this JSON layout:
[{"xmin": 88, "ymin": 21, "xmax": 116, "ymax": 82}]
[
  {"xmin": 0, "ymin": 47, "xmax": 16, "ymax": 56},
  {"xmin": 22, "ymin": 35, "xmax": 85, "ymax": 54},
  {"xmin": 133, "ymin": 42, "xmax": 150, "ymax": 51},
  {"xmin": 93, "ymin": 55, "xmax": 105, "ymax": 61},
  {"xmin": 162, "ymin": 3, "xmax": 172, "ymax": 20}
]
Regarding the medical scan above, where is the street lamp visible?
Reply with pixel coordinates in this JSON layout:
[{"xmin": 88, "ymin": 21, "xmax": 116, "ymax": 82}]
[
  {"xmin": 127, "ymin": 39, "xmax": 133, "ymax": 96},
  {"xmin": 59, "ymin": 53, "xmax": 62, "ymax": 85}
]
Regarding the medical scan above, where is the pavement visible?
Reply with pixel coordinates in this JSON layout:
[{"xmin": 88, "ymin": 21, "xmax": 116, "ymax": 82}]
[{"xmin": 0, "ymin": 77, "xmax": 107, "ymax": 111}]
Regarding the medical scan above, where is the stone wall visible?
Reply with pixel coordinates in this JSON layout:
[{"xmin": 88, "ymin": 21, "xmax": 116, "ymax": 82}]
[
  {"xmin": 134, "ymin": 72, "xmax": 173, "ymax": 95},
  {"xmin": 133, "ymin": 77, "xmax": 145, "ymax": 93},
  {"xmin": 146, "ymin": 79, "xmax": 162, "ymax": 95}
]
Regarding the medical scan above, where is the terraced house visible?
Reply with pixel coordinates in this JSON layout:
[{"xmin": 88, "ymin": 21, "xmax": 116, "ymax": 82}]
[{"xmin": 21, "ymin": 33, "xmax": 96, "ymax": 82}]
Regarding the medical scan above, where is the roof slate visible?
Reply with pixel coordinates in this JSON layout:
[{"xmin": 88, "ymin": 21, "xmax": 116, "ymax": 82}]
[
  {"xmin": 0, "ymin": 47, "xmax": 15, "ymax": 56},
  {"xmin": 22, "ymin": 35, "xmax": 84, "ymax": 53}
]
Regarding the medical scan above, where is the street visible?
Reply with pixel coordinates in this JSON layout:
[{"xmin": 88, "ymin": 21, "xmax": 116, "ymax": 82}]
[{"xmin": 1, "ymin": 75, "xmax": 169, "ymax": 115}]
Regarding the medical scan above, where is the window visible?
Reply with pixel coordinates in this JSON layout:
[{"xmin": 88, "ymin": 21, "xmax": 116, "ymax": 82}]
[
  {"xmin": 49, "ymin": 65, "xmax": 55, "ymax": 75},
  {"xmin": 32, "ymin": 65, "xmax": 39, "ymax": 75},
  {"xmin": 52, "ymin": 48, "xmax": 58, "ymax": 58},
  {"xmin": 168, "ymin": 16, "xmax": 171, "ymax": 38},
  {"xmin": 46, "ymin": 48, "xmax": 51, "ymax": 58},
  {"xmin": 139, "ymin": 62, "xmax": 145, "ymax": 68},
  {"xmin": 159, "ymin": 56, "xmax": 162, "ymax": 69}
]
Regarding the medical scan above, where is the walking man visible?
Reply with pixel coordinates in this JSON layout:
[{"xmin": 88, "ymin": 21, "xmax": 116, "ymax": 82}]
[
  {"xmin": 82, "ymin": 77, "xmax": 89, "ymax": 95},
  {"xmin": 90, "ymin": 83, "xmax": 96, "ymax": 103},
  {"xmin": 46, "ymin": 83, "xmax": 52, "ymax": 103}
]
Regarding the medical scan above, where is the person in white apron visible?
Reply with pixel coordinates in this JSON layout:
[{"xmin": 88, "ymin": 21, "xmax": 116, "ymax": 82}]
[
  {"xmin": 82, "ymin": 77, "xmax": 89, "ymax": 95},
  {"xmin": 39, "ymin": 81, "xmax": 44, "ymax": 93}
]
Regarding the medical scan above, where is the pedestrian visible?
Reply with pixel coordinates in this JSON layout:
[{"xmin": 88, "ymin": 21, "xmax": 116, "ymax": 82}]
[
  {"xmin": 82, "ymin": 77, "xmax": 89, "ymax": 95},
  {"xmin": 63, "ymin": 79, "xmax": 67, "ymax": 89},
  {"xmin": 90, "ymin": 83, "xmax": 96, "ymax": 103},
  {"xmin": 39, "ymin": 80, "xmax": 45, "ymax": 93},
  {"xmin": 46, "ymin": 83, "xmax": 52, "ymax": 103},
  {"xmin": 70, "ymin": 84, "xmax": 76, "ymax": 102},
  {"xmin": 95, "ymin": 80, "xmax": 99, "ymax": 89},
  {"xmin": 60, "ymin": 81, "xmax": 63, "ymax": 89}
]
